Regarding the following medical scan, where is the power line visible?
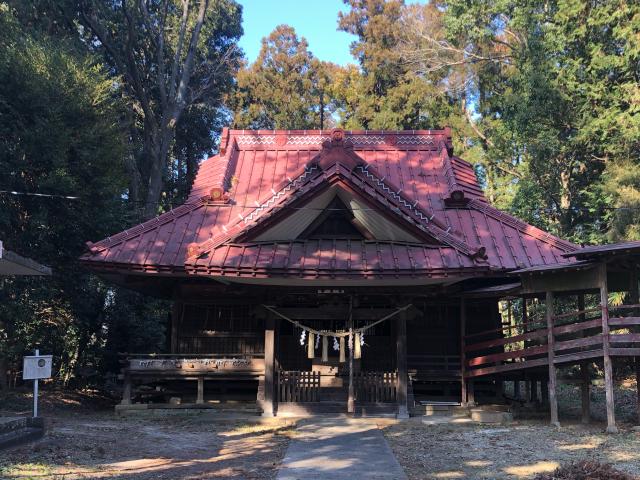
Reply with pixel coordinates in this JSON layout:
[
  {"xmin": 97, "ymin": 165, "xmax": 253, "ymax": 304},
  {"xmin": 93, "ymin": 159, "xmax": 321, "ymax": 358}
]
[{"xmin": 0, "ymin": 190, "xmax": 78, "ymax": 200}]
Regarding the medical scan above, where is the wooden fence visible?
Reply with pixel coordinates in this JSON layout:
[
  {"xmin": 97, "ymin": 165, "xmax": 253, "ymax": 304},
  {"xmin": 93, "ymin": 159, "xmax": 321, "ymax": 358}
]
[
  {"xmin": 354, "ymin": 371, "xmax": 397, "ymax": 403},
  {"xmin": 277, "ymin": 370, "xmax": 321, "ymax": 402}
]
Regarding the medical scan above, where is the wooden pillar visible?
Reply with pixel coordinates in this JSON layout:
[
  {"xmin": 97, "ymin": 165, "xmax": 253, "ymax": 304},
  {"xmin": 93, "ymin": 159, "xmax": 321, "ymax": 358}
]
[
  {"xmin": 635, "ymin": 356, "xmax": 640, "ymax": 425},
  {"xmin": 121, "ymin": 374, "xmax": 132, "ymax": 405},
  {"xmin": 262, "ymin": 316, "xmax": 276, "ymax": 417},
  {"xmin": 396, "ymin": 310, "xmax": 409, "ymax": 419},
  {"xmin": 196, "ymin": 377, "xmax": 204, "ymax": 404},
  {"xmin": 522, "ymin": 298, "xmax": 535, "ymax": 403},
  {"xmin": 514, "ymin": 380, "xmax": 520, "ymax": 400},
  {"xmin": 460, "ymin": 298, "xmax": 467, "ymax": 406},
  {"xmin": 170, "ymin": 301, "xmax": 182, "ymax": 354},
  {"xmin": 580, "ymin": 363, "xmax": 591, "ymax": 424},
  {"xmin": 599, "ymin": 263, "xmax": 618, "ymax": 433},
  {"xmin": 629, "ymin": 267, "xmax": 640, "ymax": 425},
  {"xmin": 546, "ymin": 291, "xmax": 560, "ymax": 427},
  {"xmin": 578, "ymin": 294, "xmax": 590, "ymax": 424},
  {"xmin": 347, "ymin": 302, "xmax": 355, "ymax": 414},
  {"xmin": 467, "ymin": 380, "xmax": 476, "ymax": 406}
]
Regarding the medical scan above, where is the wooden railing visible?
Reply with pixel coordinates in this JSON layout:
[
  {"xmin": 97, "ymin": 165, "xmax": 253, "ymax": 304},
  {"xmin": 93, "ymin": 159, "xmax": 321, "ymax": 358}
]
[
  {"xmin": 277, "ymin": 371, "xmax": 321, "ymax": 402},
  {"xmin": 354, "ymin": 371, "xmax": 397, "ymax": 403},
  {"xmin": 464, "ymin": 305, "xmax": 640, "ymax": 378}
]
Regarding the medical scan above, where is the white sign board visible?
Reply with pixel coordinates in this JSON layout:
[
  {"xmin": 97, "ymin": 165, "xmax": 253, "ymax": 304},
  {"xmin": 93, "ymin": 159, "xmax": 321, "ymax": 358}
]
[{"xmin": 23, "ymin": 355, "xmax": 52, "ymax": 380}]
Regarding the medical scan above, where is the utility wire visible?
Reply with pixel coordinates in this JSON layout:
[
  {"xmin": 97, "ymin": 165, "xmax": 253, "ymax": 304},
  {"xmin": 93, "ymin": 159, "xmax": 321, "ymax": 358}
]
[{"xmin": 0, "ymin": 190, "xmax": 78, "ymax": 200}]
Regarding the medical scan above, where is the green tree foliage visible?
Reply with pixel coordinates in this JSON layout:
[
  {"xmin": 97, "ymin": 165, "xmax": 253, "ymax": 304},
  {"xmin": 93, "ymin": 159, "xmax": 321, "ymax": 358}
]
[
  {"xmin": 437, "ymin": 0, "xmax": 639, "ymax": 241},
  {"xmin": 76, "ymin": 0, "xmax": 243, "ymax": 219},
  {"xmin": 0, "ymin": 4, "xmax": 168, "ymax": 388},
  {"xmin": 231, "ymin": 25, "xmax": 338, "ymax": 130},
  {"xmin": 335, "ymin": 0, "xmax": 464, "ymax": 133}
]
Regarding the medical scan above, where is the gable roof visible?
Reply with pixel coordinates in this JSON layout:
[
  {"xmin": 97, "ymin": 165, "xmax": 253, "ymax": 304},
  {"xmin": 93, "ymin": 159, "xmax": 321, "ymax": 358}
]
[{"xmin": 80, "ymin": 128, "xmax": 577, "ymax": 282}]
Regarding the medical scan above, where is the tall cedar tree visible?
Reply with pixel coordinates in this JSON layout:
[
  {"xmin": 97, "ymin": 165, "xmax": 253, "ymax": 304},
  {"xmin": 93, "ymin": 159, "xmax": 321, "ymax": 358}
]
[
  {"xmin": 335, "ymin": 0, "xmax": 461, "ymax": 132},
  {"xmin": 231, "ymin": 25, "xmax": 338, "ymax": 130},
  {"xmin": 441, "ymin": 0, "xmax": 639, "ymax": 241}
]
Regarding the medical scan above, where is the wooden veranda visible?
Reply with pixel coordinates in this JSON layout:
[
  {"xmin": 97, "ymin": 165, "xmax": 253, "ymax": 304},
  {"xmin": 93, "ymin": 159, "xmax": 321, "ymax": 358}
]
[{"xmin": 462, "ymin": 253, "xmax": 640, "ymax": 432}]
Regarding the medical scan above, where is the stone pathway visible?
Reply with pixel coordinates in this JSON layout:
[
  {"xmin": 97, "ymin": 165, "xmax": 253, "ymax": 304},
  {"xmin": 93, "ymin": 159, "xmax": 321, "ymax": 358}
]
[{"xmin": 276, "ymin": 417, "xmax": 407, "ymax": 480}]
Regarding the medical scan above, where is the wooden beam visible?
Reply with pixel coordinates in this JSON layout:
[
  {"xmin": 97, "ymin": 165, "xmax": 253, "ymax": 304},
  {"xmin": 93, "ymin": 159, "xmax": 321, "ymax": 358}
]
[
  {"xmin": 396, "ymin": 310, "xmax": 409, "ymax": 419},
  {"xmin": 522, "ymin": 267, "xmax": 599, "ymax": 294},
  {"xmin": 460, "ymin": 298, "xmax": 467, "ymax": 406},
  {"xmin": 599, "ymin": 263, "xmax": 618, "ymax": 433},
  {"xmin": 262, "ymin": 316, "xmax": 276, "ymax": 417},
  {"xmin": 546, "ymin": 291, "xmax": 560, "ymax": 427}
]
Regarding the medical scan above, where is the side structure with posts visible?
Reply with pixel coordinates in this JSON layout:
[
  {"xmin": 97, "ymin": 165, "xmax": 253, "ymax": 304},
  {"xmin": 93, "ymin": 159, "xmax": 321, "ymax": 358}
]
[{"xmin": 462, "ymin": 253, "xmax": 640, "ymax": 432}]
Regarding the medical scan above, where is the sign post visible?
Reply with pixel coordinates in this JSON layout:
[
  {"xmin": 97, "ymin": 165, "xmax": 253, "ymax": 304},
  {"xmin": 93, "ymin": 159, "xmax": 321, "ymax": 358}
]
[{"xmin": 22, "ymin": 350, "xmax": 52, "ymax": 418}]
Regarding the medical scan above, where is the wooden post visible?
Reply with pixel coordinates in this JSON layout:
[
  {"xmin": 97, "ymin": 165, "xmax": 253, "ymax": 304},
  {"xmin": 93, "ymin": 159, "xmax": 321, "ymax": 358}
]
[
  {"xmin": 121, "ymin": 374, "xmax": 132, "ymax": 405},
  {"xmin": 347, "ymin": 301, "xmax": 355, "ymax": 414},
  {"xmin": 599, "ymin": 263, "xmax": 618, "ymax": 433},
  {"xmin": 170, "ymin": 302, "xmax": 182, "ymax": 354},
  {"xmin": 396, "ymin": 310, "xmax": 409, "ymax": 419},
  {"xmin": 578, "ymin": 294, "xmax": 590, "ymax": 424},
  {"xmin": 347, "ymin": 333, "xmax": 355, "ymax": 414},
  {"xmin": 580, "ymin": 362, "xmax": 591, "ymax": 424},
  {"xmin": 541, "ymin": 378, "xmax": 549, "ymax": 405},
  {"xmin": 460, "ymin": 298, "xmax": 467, "ymax": 406},
  {"xmin": 629, "ymin": 267, "xmax": 640, "ymax": 425},
  {"xmin": 263, "ymin": 315, "xmax": 276, "ymax": 417},
  {"xmin": 196, "ymin": 377, "xmax": 204, "ymax": 404},
  {"xmin": 523, "ymin": 298, "xmax": 534, "ymax": 403},
  {"xmin": 514, "ymin": 380, "xmax": 520, "ymax": 400},
  {"xmin": 546, "ymin": 291, "xmax": 560, "ymax": 427},
  {"xmin": 636, "ymin": 356, "xmax": 640, "ymax": 425},
  {"xmin": 467, "ymin": 380, "xmax": 475, "ymax": 406}
]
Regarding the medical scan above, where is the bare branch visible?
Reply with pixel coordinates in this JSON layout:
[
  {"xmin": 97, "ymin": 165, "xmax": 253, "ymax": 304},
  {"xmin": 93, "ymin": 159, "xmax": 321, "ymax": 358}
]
[
  {"xmin": 168, "ymin": 0, "xmax": 191, "ymax": 102},
  {"xmin": 139, "ymin": 0, "xmax": 169, "ymax": 110},
  {"xmin": 172, "ymin": 0, "xmax": 209, "ymax": 123}
]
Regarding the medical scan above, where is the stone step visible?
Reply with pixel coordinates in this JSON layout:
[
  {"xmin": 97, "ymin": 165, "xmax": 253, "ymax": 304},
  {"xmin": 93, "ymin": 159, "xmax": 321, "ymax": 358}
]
[
  {"xmin": 469, "ymin": 407, "xmax": 513, "ymax": 424},
  {"xmin": 0, "ymin": 418, "xmax": 45, "ymax": 451},
  {"xmin": 410, "ymin": 404, "xmax": 469, "ymax": 417},
  {"xmin": 0, "ymin": 417, "xmax": 28, "ymax": 434},
  {"xmin": 0, "ymin": 427, "xmax": 44, "ymax": 450}
]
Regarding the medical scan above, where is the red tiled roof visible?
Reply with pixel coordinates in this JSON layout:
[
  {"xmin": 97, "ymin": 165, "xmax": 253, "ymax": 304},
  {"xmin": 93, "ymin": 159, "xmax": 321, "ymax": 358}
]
[{"xmin": 81, "ymin": 128, "xmax": 577, "ymax": 281}]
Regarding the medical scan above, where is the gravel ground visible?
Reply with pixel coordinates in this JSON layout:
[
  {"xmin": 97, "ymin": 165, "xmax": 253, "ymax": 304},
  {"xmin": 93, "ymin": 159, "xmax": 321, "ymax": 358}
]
[{"xmin": 0, "ymin": 411, "xmax": 293, "ymax": 480}]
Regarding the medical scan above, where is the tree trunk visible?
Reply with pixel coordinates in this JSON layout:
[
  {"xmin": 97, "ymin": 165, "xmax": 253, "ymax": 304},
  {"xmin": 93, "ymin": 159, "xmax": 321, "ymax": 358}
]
[{"xmin": 559, "ymin": 168, "xmax": 572, "ymax": 234}]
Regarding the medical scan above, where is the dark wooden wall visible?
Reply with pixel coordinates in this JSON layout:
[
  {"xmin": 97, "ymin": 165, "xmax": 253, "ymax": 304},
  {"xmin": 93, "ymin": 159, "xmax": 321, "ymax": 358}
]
[
  {"xmin": 176, "ymin": 303, "xmax": 264, "ymax": 355},
  {"xmin": 173, "ymin": 298, "xmax": 499, "ymax": 379}
]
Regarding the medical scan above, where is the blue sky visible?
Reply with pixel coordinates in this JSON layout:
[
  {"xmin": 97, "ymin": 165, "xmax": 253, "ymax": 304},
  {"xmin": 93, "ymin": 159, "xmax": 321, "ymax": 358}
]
[{"xmin": 237, "ymin": 0, "xmax": 358, "ymax": 66}]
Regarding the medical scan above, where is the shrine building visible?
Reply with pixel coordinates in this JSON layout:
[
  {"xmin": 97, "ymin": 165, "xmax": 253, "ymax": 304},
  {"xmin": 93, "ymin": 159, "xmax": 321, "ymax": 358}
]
[{"xmin": 81, "ymin": 128, "xmax": 640, "ymax": 430}]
